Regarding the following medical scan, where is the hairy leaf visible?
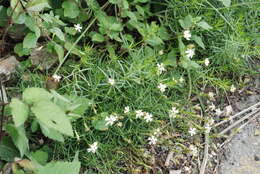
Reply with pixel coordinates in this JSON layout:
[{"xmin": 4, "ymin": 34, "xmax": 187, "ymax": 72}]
[
  {"xmin": 23, "ymin": 88, "xmax": 53, "ymax": 104},
  {"xmin": 10, "ymin": 98, "xmax": 29, "ymax": 127},
  {"xmin": 5, "ymin": 124, "xmax": 29, "ymax": 157},
  {"xmin": 31, "ymin": 100, "xmax": 73, "ymax": 136}
]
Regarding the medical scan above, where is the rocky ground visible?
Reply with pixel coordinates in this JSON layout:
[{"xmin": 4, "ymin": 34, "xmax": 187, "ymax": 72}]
[{"xmin": 218, "ymin": 83, "xmax": 260, "ymax": 174}]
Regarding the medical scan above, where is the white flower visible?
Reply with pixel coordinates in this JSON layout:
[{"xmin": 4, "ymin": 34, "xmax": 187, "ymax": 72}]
[
  {"xmin": 154, "ymin": 128, "xmax": 161, "ymax": 136},
  {"xmin": 188, "ymin": 127, "xmax": 197, "ymax": 136},
  {"xmin": 184, "ymin": 166, "xmax": 191, "ymax": 172},
  {"xmin": 189, "ymin": 145, "xmax": 198, "ymax": 156},
  {"xmin": 204, "ymin": 58, "xmax": 210, "ymax": 66},
  {"xmin": 208, "ymin": 118, "xmax": 215, "ymax": 125},
  {"xmin": 159, "ymin": 50, "xmax": 164, "ymax": 55},
  {"xmin": 208, "ymin": 92, "xmax": 214, "ymax": 99},
  {"xmin": 205, "ymin": 124, "xmax": 211, "ymax": 133},
  {"xmin": 148, "ymin": 135, "xmax": 157, "ymax": 145},
  {"xmin": 144, "ymin": 112, "xmax": 153, "ymax": 122},
  {"xmin": 108, "ymin": 78, "xmax": 115, "ymax": 86},
  {"xmin": 124, "ymin": 106, "xmax": 130, "ymax": 114},
  {"xmin": 74, "ymin": 24, "xmax": 82, "ymax": 32},
  {"xmin": 215, "ymin": 108, "xmax": 222, "ymax": 116},
  {"xmin": 105, "ymin": 114, "xmax": 118, "ymax": 126},
  {"xmin": 158, "ymin": 83, "xmax": 167, "ymax": 93},
  {"xmin": 208, "ymin": 103, "xmax": 216, "ymax": 111},
  {"xmin": 157, "ymin": 63, "xmax": 166, "ymax": 75},
  {"xmin": 183, "ymin": 30, "xmax": 191, "ymax": 40},
  {"xmin": 179, "ymin": 77, "xmax": 185, "ymax": 83},
  {"xmin": 52, "ymin": 74, "xmax": 61, "ymax": 82},
  {"xmin": 169, "ymin": 107, "xmax": 179, "ymax": 118},
  {"xmin": 230, "ymin": 85, "xmax": 236, "ymax": 93},
  {"xmin": 117, "ymin": 122, "xmax": 123, "ymax": 127},
  {"xmin": 87, "ymin": 142, "xmax": 98, "ymax": 153},
  {"xmin": 135, "ymin": 110, "xmax": 144, "ymax": 118},
  {"xmin": 185, "ymin": 48, "xmax": 195, "ymax": 59}
]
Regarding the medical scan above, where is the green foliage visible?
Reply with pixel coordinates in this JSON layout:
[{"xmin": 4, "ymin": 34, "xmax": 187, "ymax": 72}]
[
  {"xmin": 10, "ymin": 98, "xmax": 29, "ymax": 127},
  {"xmin": 1, "ymin": 0, "xmax": 259, "ymax": 173}
]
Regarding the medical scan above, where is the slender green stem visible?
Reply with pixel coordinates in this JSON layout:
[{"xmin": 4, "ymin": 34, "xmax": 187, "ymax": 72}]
[{"xmin": 54, "ymin": 2, "xmax": 109, "ymax": 74}]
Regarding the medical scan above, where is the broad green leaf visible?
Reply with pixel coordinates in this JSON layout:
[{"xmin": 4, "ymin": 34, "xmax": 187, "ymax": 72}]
[
  {"xmin": 52, "ymin": 91, "xmax": 92, "ymax": 116},
  {"xmin": 158, "ymin": 26, "xmax": 170, "ymax": 40},
  {"xmin": 86, "ymin": 0, "xmax": 100, "ymax": 11},
  {"xmin": 26, "ymin": 0, "xmax": 51, "ymax": 12},
  {"xmin": 146, "ymin": 36, "xmax": 164, "ymax": 46},
  {"xmin": 23, "ymin": 88, "xmax": 52, "ymax": 104},
  {"xmin": 25, "ymin": 15, "xmax": 41, "ymax": 37},
  {"xmin": 23, "ymin": 33, "xmax": 38, "ymax": 49},
  {"xmin": 163, "ymin": 49, "xmax": 177, "ymax": 66},
  {"xmin": 0, "ymin": 144, "xmax": 19, "ymax": 162},
  {"xmin": 191, "ymin": 35, "xmax": 205, "ymax": 49},
  {"xmin": 179, "ymin": 15, "xmax": 193, "ymax": 29},
  {"xmin": 14, "ymin": 43, "xmax": 30, "ymax": 57},
  {"xmin": 62, "ymin": 1, "xmax": 80, "ymax": 18},
  {"xmin": 65, "ymin": 27, "xmax": 77, "ymax": 35},
  {"xmin": 219, "ymin": 0, "xmax": 231, "ymax": 7},
  {"xmin": 91, "ymin": 32, "xmax": 105, "ymax": 42},
  {"xmin": 196, "ymin": 21, "xmax": 212, "ymax": 30},
  {"xmin": 10, "ymin": 98, "xmax": 29, "ymax": 127},
  {"xmin": 31, "ymin": 119, "xmax": 39, "ymax": 133},
  {"xmin": 5, "ymin": 124, "xmax": 29, "ymax": 157},
  {"xmin": 31, "ymin": 100, "xmax": 73, "ymax": 136},
  {"xmin": 92, "ymin": 120, "xmax": 108, "ymax": 131},
  {"xmin": 37, "ymin": 161, "xmax": 81, "ymax": 174},
  {"xmin": 54, "ymin": 43, "xmax": 64, "ymax": 63},
  {"xmin": 50, "ymin": 27, "xmax": 65, "ymax": 41},
  {"xmin": 180, "ymin": 58, "xmax": 201, "ymax": 70},
  {"xmin": 31, "ymin": 150, "xmax": 48, "ymax": 165},
  {"xmin": 40, "ymin": 122, "xmax": 64, "ymax": 142}
]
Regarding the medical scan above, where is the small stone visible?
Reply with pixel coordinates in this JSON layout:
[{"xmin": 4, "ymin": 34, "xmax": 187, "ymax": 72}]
[{"xmin": 254, "ymin": 155, "xmax": 260, "ymax": 161}]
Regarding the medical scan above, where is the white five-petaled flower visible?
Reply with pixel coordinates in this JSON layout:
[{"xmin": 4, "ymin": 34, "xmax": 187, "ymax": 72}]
[
  {"xmin": 87, "ymin": 142, "xmax": 98, "ymax": 153},
  {"xmin": 188, "ymin": 127, "xmax": 197, "ymax": 136},
  {"xmin": 148, "ymin": 135, "xmax": 157, "ymax": 145},
  {"xmin": 105, "ymin": 114, "xmax": 118, "ymax": 126},
  {"xmin": 169, "ymin": 107, "xmax": 179, "ymax": 118},
  {"xmin": 52, "ymin": 74, "xmax": 61, "ymax": 82},
  {"xmin": 183, "ymin": 30, "xmax": 191, "ymax": 40},
  {"xmin": 204, "ymin": 58, "xmax": 210, "ymax": 66},
  {"xmin": 108, "ymin": 78, "xmax": 115, "ymax": 86},
  {"xmin": 124, "ymin": 106, "xmax": 130, "ymax": 114},
  {"xmin": 158, "ymin": 83, "xmax": 167, "ymax": 93},
  {"xmin": 74, "ymin": 24, "xmax": 82, "ymax": 32},
  {"xmin": 185, "ymin": 48, "xmax": 195, "ymax": 59},
  {"xmin": 179, "ymin": 77, "xmax": 185, "ymax": 83},
  {"xmin": 205, "ymin": 124, "xmax": 211, "ymax": 133},
  {"xmin": 154, "ymin": 128, "xmax": 161, "ymax": 136},
  {"xmin": 144, "ymin": 112, "xmax": 153, "ymax": 122},
  {"xmin": 157, "ymin": 63, "xmax": 166, "ymax": 75},
  {"xmin": 230, "ymin": 85, "xmax": 236, "ymax": 93},
  {"xmin": 159, "ymin": 50, "xmax": 164, "ymax": 55},
  {"xmin": 135, "ymin": 110, "xmax": 144, "ymax": 118},
  {"xmin": 215, "ymin": 108, "xmax": 222, "ymax": 116}
]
